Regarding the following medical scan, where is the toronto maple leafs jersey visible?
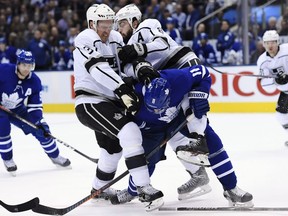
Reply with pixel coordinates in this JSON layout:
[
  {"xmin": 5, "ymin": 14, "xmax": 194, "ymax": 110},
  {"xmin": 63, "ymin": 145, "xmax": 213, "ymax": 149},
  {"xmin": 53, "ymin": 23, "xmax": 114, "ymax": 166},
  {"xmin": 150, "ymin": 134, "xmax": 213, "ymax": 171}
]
[
  {"xmin": 123, "ymin": 19, "xmax": 198, "ymax": 77},
  {"xmin": 0, "ymin": 63, "xmax": 43, "ymax": 122},
  {"xmin": 73, "ymin": 29, "xmax": 125, "ymax": 106},
  {"xmin": 133, "ymin": 65, "xmax": 211, "ymax": 130},
  {"xmin": 257, "ymin": 43, "xmax": 288, "ymax": 93}
]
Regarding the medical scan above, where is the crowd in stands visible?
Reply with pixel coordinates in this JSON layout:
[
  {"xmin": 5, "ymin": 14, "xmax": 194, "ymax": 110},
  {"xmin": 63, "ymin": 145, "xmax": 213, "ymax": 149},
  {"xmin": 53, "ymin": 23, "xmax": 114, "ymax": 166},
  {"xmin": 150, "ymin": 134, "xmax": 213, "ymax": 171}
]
[{"xmin": 0, "ymin": 0, "xmax": 285, "ymax": 70}]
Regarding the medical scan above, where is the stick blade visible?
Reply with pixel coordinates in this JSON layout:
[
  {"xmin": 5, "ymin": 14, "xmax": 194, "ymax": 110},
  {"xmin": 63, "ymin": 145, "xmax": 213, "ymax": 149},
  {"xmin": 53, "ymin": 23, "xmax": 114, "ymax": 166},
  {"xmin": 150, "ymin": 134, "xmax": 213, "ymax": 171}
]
[
  {"xmin": 32, "ymin": 204, "xmax": 66, "ymax": 215},
  {"xmin": 0, "ymin": 197, "xmax": 39, "ymax": 212}
]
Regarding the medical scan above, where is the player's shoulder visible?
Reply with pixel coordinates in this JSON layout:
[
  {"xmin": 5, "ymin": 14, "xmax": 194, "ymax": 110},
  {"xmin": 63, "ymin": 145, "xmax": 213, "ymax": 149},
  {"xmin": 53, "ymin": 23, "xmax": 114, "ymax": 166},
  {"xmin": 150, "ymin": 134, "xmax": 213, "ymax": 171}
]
[
  {"xmin": 109, "ymin": 30, "xmax": 123, "ymax": 44},
  {"xmin": 138, "ymin": 19, "xmax": 162, "ymax": 30},
  {"xmin": 279, "ymin": 43, "xmax": 288, "ymax": 54},
  {"xmin": 74, "ymin": 29, "xmax": 99, "ymax": 47},
  {"xmin": 256, "ymin": 52, "xmax": 268, "ymax": 66}
]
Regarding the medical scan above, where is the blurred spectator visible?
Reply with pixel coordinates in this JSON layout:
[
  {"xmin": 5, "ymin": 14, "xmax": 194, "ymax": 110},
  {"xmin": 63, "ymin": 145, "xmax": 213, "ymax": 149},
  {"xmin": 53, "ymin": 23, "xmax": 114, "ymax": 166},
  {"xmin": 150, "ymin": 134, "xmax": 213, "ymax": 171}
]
[
  {"xmin": 166, "ymin": 17, "xmax": 182, "ymax": 45},
  {"xmin": 143, "ymin": 0, "xmax": 160, "ymax": 20},
  {"xmin": 57, "ymin": 10, "xmax": 70, "ymax": 38},
  {"xmin": 0, "ymin": 37, "xmax": 18, "ymax": 64},
  {"xmin": 205, "ymin": 0, "xmax": 221, "ymax": 16},
  {"xmin": 193, "ymin": 33, "xmax": 217, "ymax": 65},
  {"xmin": 52, "ymin": 40, "xmax": 74, "ymax": 71},
  {"xmin": 192, "ymin": 22, "xmax": 206, "ymax": 51},
  {"xmin": 27, "ymin": 29, "xmax": 52, "ymax": 70},
  {"xmin": 183, "ymin": 3, "xmax": 201, "ymax": 40},
  {"xmin": 276, "ymin": 6, "xmax": 288, "ymax": 32},
  {"xmin": 261, "ymin": 16, "xmax": 277, "ymax": 36},
  {"xmin": 250, "ymin": 40, "xmax": 265, "ymax": 64},
  {"xmin": 278, "ymin": 15, "xmax": 288, "ymax": 36},
  {"xmin": 216, "ymin": 19, "xmax": 235, "ymax": 64},
  {"xmin": 172, "ymin": 3, "xmax": 186, "ymax": 31},
  {"xmin": 224, "ymin": 39, "xmax": 243, "ymax": 65},
  {"xmin": 67, "ymin": 27, "xmax": 79, "ymax": 47}
]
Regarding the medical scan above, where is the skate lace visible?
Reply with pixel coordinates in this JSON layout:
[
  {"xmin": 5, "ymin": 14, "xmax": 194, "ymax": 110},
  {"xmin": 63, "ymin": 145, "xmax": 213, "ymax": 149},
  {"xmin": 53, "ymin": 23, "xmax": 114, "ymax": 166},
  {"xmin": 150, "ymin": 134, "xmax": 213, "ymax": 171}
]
[
  {"xmin": 4, "ymin": 159, "xmax": 16, "ymax": 167},
  {"xmin": 230, "ymin": 186, "xmax": 246, "ymax": 197},
  {"xmin": 117, "ymin": 189, "xmax": 133, "ymax": 202}
]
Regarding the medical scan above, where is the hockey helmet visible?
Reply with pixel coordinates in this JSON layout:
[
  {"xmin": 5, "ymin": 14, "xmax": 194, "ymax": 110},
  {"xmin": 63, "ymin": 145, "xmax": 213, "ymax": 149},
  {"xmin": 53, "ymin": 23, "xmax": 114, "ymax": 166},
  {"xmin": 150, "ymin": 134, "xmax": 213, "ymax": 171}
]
[
  {"xmin": 262, "ymin": 30, "xmax": 280, "ymax": 45},
  {"xmin": 115, "ymin": 4, "xmax": 142, "ymax": 30},
  {"xmin": 86, "ymin": 4, "xmax": 115, "ymax": 29},
  {"xmin": 144, "ymin": 78, "xmax": 171, "ymax": 114},
  {"xmin": 17, "ymin": 50, "xmax": 35, "ymax": 70}
]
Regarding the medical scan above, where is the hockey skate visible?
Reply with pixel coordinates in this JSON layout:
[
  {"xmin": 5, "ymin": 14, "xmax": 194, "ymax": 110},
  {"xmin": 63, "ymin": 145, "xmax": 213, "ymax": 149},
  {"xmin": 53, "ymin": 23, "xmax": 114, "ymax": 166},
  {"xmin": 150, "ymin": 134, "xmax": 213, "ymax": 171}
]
[
  {"xmin": 178, "ymin": 167, "xmax": 212, "ymax": 200},
  {"xmin": 176, "ymin": 133, "xmax": 210, "ymax": 167},
  {"xmin": 137, "ymin": 184, "xmax": 164, "ymax": 212},
  {"xmin": 223, "ymin": 186, "xmax": 253, "ymax": 207},
  {"xmin": 50, "ymin": 155, "xmax": 71, "ymax": 167},
  {"xmin": 91, "ymin": 187, "xmax": 119, "ymax": 202},
  {"xmin": 3, "ymin": 159, "xmax": 17, "ymax": 176},
  {"xmin": 110, "ymin": 189, "xmax": 136, "ymax": 205},
  {"xmin": 285, "ymin": 141, "xmax": 288, "ymax": 146}
]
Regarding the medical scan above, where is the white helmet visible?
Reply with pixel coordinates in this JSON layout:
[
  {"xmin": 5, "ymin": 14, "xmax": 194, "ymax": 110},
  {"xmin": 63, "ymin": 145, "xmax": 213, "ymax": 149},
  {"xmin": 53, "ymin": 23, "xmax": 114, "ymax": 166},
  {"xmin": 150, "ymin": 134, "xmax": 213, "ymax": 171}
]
[
  {"xmin": 262, "ymin": 30, "xmax": 280, "ymax": 45},
  {"xmin": 86, "ymin": 4, "xmax": 115, "ymax": 29},
  {"xmin": 115, "ymin": 4, "xmax": 142, "ymax": 30}
]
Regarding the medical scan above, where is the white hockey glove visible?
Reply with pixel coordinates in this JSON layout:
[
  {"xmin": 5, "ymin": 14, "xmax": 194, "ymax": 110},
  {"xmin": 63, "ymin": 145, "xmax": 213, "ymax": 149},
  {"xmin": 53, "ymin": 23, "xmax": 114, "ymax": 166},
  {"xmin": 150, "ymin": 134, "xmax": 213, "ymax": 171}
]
[
  {"xmin": 189, "ymin": 89, "xmax": 210, "ymax": 119},
  {"xmin": 118, "ymin": 43, "xmax": 147, "ymax": 65},
  {"xmin": 114, "ymin": 84, "xmax": 140, "ymax": 115}
]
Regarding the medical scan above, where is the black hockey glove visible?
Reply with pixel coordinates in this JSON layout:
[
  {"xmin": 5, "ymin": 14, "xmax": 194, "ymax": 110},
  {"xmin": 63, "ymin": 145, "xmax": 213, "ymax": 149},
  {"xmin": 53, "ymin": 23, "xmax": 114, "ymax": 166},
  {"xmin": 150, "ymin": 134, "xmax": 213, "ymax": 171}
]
[
  {"xmin": 35, "ymin": 119, "xmax": 51, "ymax": 138},
  {"xmin": 275, "ymin": 71, "xmax": 288, "ymax": 85},
  {"xmin": 189, "ymin": 89, "xmax": 210, "ymax": 119},
  {"xmin": 114, "ymin": 84, "xmax": 140, "ymax": 115},
  {"xmin": 118, "ymin": 43, "xmax": 147, "ymax": 66},
  {"xmin": 132, "ymin": 57, "xmax": 160, "ymax": 85}
]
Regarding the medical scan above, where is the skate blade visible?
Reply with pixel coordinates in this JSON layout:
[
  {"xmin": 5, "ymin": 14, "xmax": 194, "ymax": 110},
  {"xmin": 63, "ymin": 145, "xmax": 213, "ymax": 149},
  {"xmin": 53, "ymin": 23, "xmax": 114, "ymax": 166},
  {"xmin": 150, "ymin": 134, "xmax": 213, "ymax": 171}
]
[
  {"xmin": 228, "ymin": 200, "xmax": 254, "ymax": 208},
  {"xmin": 144, "ymin": 197, "xmax": 164, "ymax": 212},
  {"xmin": 178, "ymin": 184, "xmax": 212, "ymax": 201},
  {"xmin": 8, "ymin": 171, "xmax": 17, "ymax": 177},
  {"xmin": 177, "ymin": 151, "xmax": 210, "ymax": 167}
]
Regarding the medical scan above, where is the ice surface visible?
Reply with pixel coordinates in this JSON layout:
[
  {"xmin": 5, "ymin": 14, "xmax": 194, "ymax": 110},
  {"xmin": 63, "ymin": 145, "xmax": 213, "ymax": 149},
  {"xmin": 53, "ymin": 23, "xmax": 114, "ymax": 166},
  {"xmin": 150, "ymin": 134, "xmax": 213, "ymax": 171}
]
[{"xmin": 0, "ymin": 113, "xmax": 287, "ymax": 216}]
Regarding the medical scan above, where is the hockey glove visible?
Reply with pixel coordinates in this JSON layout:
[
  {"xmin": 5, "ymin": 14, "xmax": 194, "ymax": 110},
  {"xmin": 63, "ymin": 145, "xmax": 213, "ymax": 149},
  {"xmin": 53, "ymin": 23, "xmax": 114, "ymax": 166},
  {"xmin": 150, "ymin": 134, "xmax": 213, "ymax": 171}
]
[
  {"xmin": 35, "ymin": 119, "xmax": 51, "ymax": 138},
  {"xmin": 189, "ymin": 89, "xmax": 210, "ymax": 119},
  {"xmin": 275, "ymin": 71, "xmax": 288, "ymax": 85},
  {"xmin": 133, "ymin": 57, "xmax": 160, "ymax": 85},
  {"xmin": 114, "ymin": 84, "xmax": 140, "ymax": 115},
  {"xmin": 118, "ymin": 43, "xmax": 147, "ymax": 65}
]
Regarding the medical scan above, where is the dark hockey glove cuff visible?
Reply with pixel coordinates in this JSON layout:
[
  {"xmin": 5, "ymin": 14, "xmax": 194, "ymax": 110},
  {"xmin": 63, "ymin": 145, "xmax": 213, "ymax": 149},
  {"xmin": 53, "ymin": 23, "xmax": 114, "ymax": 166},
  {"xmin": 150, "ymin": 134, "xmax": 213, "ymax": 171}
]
[
  {"xmin": 275, "ymin": 74, "xmax": 288, "ymax": 85},
  {"xmin": 118, "ymin": 44, "xmax": 147, "ymax": 65},
  {"xmin": 132, "ymin": 57, "xmax": 160, "ymax": 85}
]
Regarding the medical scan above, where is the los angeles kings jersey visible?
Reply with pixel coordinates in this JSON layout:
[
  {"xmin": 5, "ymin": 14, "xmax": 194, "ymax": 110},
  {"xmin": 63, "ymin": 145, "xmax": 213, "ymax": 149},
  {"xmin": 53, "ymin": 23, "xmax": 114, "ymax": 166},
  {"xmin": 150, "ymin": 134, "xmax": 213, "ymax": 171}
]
[
  {"xmin": 257, "ymin": 43, "xmax": 288, "ymax": 93},
  {"xmin": 123, "ymin": 19, "xmax": 198, "ymax": 77},
  {"xmin": 73, "ymin": 29, "xmax": 125, "ymax": 106}
]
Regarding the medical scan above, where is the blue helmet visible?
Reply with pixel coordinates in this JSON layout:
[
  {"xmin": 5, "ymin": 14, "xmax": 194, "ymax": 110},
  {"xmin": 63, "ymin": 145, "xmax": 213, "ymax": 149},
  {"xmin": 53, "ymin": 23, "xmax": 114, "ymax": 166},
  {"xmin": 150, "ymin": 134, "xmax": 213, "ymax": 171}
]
[
  {"xmin": 144, "ymin": 78, "xmax": 171, "ymax": 114},
  {"xmin": 17, "ymin": 50, "xmax": 35, "ymax": 64}
]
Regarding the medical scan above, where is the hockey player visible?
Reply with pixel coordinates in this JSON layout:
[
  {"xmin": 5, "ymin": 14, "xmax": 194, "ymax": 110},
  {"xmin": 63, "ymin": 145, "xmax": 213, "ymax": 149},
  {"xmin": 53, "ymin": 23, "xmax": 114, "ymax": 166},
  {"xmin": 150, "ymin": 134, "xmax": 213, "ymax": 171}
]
[
  {"xmin": 111, "ymin": 61, "xmax": 253, "ymax": 208},
  {"xmin": 257, "ymin": 30, "xmax": 288, "ymax": 146},
  {"xmin": 0, "ymin": 50, "xmax": 71, "ymax": 176},
  {"xmin": 114, "ymin": 3, "xmax": 211, "ymax": 200},
  {"xmin": 73, "ymin": 4, "xmax": 163, "ymax": 211}
]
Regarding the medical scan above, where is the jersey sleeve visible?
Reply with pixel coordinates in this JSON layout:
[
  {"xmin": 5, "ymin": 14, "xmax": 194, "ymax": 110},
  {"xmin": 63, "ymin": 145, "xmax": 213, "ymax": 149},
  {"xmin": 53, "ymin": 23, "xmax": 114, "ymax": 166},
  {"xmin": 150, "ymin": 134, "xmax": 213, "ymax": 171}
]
[
  {"xmin": 26, "ymin": 75, "xmax": 43, "ymax": 123},
  {"xmin": 74, "ymin": 30, "xmax": 124, "ymax": 91}
]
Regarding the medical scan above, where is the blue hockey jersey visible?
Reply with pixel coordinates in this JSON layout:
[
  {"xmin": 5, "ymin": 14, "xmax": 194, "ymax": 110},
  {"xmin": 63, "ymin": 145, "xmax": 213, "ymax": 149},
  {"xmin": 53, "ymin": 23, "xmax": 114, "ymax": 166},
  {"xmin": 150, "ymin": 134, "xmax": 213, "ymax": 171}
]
[
  {"xmin": 0, "ymin": 63, "xmax": 43, "ymax": 123},
  {"xmin": 133, "ymin": 65, "xmax": 211, "ymax": 130}
]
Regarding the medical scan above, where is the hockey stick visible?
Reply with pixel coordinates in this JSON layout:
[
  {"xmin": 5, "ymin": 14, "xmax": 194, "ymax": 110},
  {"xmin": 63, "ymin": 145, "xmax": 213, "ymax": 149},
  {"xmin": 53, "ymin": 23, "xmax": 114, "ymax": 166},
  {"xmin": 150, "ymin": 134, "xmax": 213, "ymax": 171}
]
[
  {"xmin": 207, "ymin": 63, "xmax": 277, "ymax": 79},
  {"xmin": 32, "ymin": 114, "xmax": 193, "ymax": 215},
  {"xmin": 0, "ymin": 197, "xmax": 39, "ymax": 213},
  {"xmin": 0, "ymin": 105, "xmax": 98, "ymax": 164},
  {"xmin": 159, "ymin": 206, "xmax": 288, "ymax": 211}
]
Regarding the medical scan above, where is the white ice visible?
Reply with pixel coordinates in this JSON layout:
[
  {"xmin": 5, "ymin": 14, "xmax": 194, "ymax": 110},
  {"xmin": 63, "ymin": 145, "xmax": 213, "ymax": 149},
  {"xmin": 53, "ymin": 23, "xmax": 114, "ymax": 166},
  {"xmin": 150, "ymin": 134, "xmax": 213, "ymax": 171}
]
[{"xmin": 0, "ymin": 113, "xmax": 288, "ymax": 216}]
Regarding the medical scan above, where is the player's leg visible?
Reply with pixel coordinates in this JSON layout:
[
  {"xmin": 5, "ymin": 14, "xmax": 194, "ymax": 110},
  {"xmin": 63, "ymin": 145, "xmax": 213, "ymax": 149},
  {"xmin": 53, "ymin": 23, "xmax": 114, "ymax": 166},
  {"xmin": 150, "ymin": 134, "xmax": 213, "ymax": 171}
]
[{"xmin": 275, "ymin": 92, "xmax": 288, "ymax": 146}]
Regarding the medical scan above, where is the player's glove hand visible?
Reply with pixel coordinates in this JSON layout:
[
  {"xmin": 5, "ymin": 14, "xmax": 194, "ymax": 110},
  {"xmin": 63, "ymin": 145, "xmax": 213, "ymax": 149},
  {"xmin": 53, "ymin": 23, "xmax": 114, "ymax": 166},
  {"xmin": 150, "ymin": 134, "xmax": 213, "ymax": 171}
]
[
  {"xmin": 133, "ymin": 57, "xmax": 160, "ymax": 85},
  {"xmin": 189, "ymin": 89, "xmax": 210, "ymax": 119},
  {"xmin": 275, "ymin": 71, "xmax": 288, "ymax": 85},
  {"xmin": 118, "ymin": 44, "xmax": 147, "ymax": 65},
  {"xmin": 114, "ymin": 84, "xmax": 140, "ymax": 115},
  {"xmin": 35, "ymin": 119, "xmax": 50, "ymax": 138}
]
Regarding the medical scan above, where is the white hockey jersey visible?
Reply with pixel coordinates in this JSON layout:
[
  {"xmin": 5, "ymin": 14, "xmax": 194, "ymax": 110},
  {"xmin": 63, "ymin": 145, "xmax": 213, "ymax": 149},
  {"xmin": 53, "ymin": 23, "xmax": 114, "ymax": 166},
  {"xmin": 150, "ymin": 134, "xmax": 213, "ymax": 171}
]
[
  {"xmin": 257, "ymin": 43, "xmax": 288, "ymax": 93},
  {"xmin": 123, "ymin": 19, "xmax": 198, "ymax": 77},
  {"xmin": 73, "ymin": 29, "xmax": 124, "ymax": 106}
]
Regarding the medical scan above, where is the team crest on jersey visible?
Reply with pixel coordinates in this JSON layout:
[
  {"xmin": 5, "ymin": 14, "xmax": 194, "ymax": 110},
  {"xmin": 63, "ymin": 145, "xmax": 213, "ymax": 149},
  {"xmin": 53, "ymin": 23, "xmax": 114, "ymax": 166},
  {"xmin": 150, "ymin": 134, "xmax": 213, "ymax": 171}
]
[
  {"xmin": 1, "ymin": 92, "xmax": 23, "ymax": 109},
  {"xmin": 158, "ymin": 106, "xmax": 179, "ymax": 123},
  {"xmin": 113, "ymin": 113, "xmax": 123, "ymax": 120},
  {"xmin": 271, "ymin": 66, "xmax": 285, "ymax": 76}
]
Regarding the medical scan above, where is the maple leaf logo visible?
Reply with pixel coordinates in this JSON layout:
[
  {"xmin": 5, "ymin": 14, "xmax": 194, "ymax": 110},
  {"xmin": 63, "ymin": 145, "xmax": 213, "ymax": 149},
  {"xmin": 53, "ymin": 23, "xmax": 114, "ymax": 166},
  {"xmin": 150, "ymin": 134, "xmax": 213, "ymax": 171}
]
[{"xmin": 1, "ymin": 92, "xmax": 23, "ymax": 109}]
